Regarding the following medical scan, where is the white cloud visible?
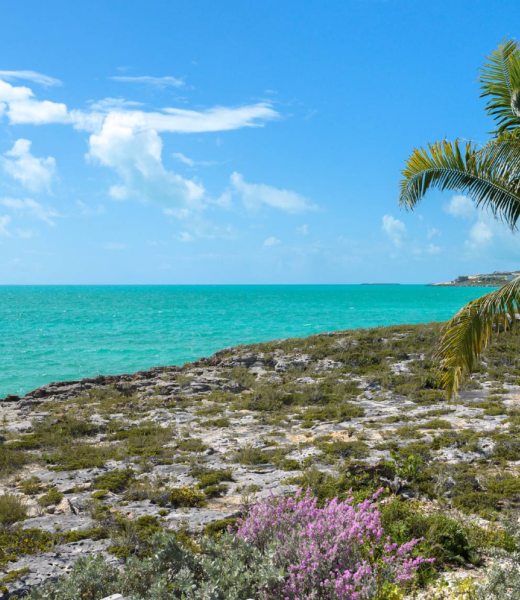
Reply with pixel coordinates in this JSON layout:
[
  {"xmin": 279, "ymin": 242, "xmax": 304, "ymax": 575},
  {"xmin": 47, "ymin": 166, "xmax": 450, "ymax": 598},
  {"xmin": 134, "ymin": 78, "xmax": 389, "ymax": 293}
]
[
  {"xmin": 0, "ymin": 214, "xmax": 11, "ymax": 236},
  {"xmin": 87, "ymin": 111, "xmax": 206, "ymax": 211},
  {"xmin": 1, "ymin": 139, "xmax": 56, "ymax": 193},
  {"xmin": 172, "ymin": 152, "xmax": 217, "ymax": 167},
  {"xmin": 467, "ymin": 220, "xmax": 493, "ymax": 247},
  {"xmin": 0, "ymin": 79, "xmax": 33, "ymax": 103},
  {"xmin": 8, "ymin": 98, "xmax": 69, "ymax": 125},
  {"xmin": 297, "ymin": 224, "xmax": 309, "ymax": 235},
  {"xmin": 0, "ymin": 79, "xmax": 69, "ymax": 125},
  {"xmin": 111, "ymin": 75, "xmax": 184, "ymax": 89},
  {"xmin": 0, "ymin": 75, "xmax": 282, "ymax": 223},
  {"xmin": 382, "ymin": 215, "xmax": 407, "ymax": 247},
  {"xmin": 264, "ymin": 236, "xmax": 281, "ymax": 246},
  {"xmin": 0, "ymin": 71, "xmax": 62, "ymax": 87},
  {"xmin": 0, "ymin": 197, "xmax": 58, "ymax": 225},
  {"xmin": 445, "ymin": 193, "xmax": 519, "ymax": 255},
  {"xmin": 139, "ymin": 103, "xmax": 278, "ymax": 134},
  {"xmin": 230, "ymin": 172, "xmax": 315, "ymax": 214},
  {"xmin": 444, "ymin": 195, "xmax": 476, "ymax": 220},
  {"xmin": 427, "ymin": 226, "xmax": 440, "ymax": 239},
  {"xmin": 101, "ymin": 242, "xmax": 128, "ymax": 250},
  {"xmin": 88, "ymin": 98, "xmax": 144, "ymax": 111}
]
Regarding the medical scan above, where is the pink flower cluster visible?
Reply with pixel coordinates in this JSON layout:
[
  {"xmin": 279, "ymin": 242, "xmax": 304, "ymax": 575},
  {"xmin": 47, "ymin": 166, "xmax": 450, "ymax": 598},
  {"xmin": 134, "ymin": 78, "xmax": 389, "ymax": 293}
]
[{"xmin": 236, "ymin": 489, "xmax": 433, "ymax": 600}]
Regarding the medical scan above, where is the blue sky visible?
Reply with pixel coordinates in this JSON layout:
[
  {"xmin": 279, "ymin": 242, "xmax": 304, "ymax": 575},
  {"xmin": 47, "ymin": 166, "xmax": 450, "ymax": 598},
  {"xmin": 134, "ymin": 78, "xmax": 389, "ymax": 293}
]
[{"xmin": 0, "ymin": 0, "xmax": 519, "ymax": 284}]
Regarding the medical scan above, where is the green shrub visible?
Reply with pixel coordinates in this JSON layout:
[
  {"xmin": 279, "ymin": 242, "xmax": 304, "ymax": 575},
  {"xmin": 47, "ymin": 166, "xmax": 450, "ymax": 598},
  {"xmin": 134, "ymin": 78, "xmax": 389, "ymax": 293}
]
[
  {"xmin": 169, "ymin": 487, "xmax": 206, "ymax": 508},
  {"xmin": 93, "ymin": 468, "xmax": 135, "ymax": 493},
  {"xmin": 381, "ymin": 500, "xmax": 476, "ymax": 569},
  {"xmin": 0, "ymin": 443, "xmax": 28, "ymax": 476},
  {"xmin": 45, "ymin": 443, "xmax": 118, "ymax": 470},
  {"xmin": 61, "ymin": 528, "xmax": 108, "ymax": 543},
  {"xmin": 316, "ymin": 439, "xmax": 369, "ymax": 459},
  {"xmin": 37, "ymin": 487, "xmax": 63, "ymax": 508},
  {"xmin": 19, "ymin": 476, "xmax": 41, "ymax": 496},
  {"xmin": 300, "ymin": 403, "xmax": 364, "ymax": 423},
  {"xmin": 233, "ymin": 445, "xmax": 270, "ymax": 465},
  {"xmin": 0, "ymin": 528, "xmax": 53, "ymax": 569},
  {"xmin": 192, "ymin": 468, "xmax": 234, "ymax": 488},
  {"xmin": 177, "ymin": 437, "xmax": 208, "ymax": 453},
  {"xmin": 202, "ymin": 483, "xmax": 229, "ymax": 498},
  {"xmin": 203, "ymin": 517, "xmax": 238, "ymax": 537},
  {"xmin": 0, "ymin": 494, "xmax": 28, "ymax": 525},
  {"xmin": 200, "ymin": 417, "xmax": 231, "ymax": 428},
  {"xmin": 423, "ymin": 418, "xmax": 452, "ymax": 430}
]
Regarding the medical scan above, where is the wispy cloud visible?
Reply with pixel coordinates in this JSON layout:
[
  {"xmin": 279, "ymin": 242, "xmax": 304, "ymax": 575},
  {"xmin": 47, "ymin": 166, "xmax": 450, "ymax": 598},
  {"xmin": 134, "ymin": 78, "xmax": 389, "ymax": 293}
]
[
  {"xmin": 0, "ymin": 70, "xmax": 62, "ymax": 87},
  {"xmin": 172, "ymin": 152, "xmax": 218, "ymax": 167},
  {"xmin": 229, "ymin": 172, "xmax": 316, "ymax": 214},
  {"xmin": 382, "ymin": 214, "xmax": 407, "ymax": 247},
  {"xmin": 263, "ymin": 236, "xmax": 281, "ymax": 246},
  {"xmin": 110, "ymin": 75, "xmax": 184, "ymax": 89},
  {"xmin": 0, "ymin": 215, "xmax": 12, "ymax": 237},
  {"xmin": 0, "ymin": 197, "xmax": 59, "ymax": 225}
]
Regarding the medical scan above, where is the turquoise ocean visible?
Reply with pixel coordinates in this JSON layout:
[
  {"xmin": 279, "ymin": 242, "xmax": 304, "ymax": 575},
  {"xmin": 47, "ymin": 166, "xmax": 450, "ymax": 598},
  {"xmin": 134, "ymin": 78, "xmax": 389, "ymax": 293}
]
[{"xmin": 0, "ymin": 285, "xmax": 495, "ymax": 398}]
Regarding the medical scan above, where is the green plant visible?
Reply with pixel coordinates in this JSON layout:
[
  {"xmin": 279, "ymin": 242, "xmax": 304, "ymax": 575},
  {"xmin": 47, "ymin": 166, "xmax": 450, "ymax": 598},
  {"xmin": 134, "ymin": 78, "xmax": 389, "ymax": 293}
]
[
  {"xmin": 0, "ymin": 493, "xmax": 28, "ymax": 525},
  {"xmin": 93, "ymin": 468, "xmax": 135, "ymax": 493},
  {"xmin": 19, "ymin": 476, "xmax": 41, "ymax": 496},
  {"xmin": 37, "ymin": 487, "xmax": 63, "ymax": 508},
  {"xmin": 169, "ymin": 487, "xmax": 206, "ymax": 508},
  {"xmin": 176, "ymin": 437, "xmax": 208, "ymax": 453},
  {"xmin": 400, "ymin": 38, "xmax": 520, "ymax": 398},
  {"xmin": 233, "ymin": 444, "xmax": 270, "ymax": 465},
  {"xmin": 0, "ymin": 528, "xmax": 54, "ymax": 569}
]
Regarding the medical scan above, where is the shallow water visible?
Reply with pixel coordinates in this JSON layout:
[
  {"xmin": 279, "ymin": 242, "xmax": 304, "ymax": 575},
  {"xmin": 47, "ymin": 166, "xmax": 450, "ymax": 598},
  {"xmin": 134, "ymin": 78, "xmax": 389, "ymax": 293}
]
[{"xmin": 0, "ymin": 284, "xmax": 495, "ymax": 397}]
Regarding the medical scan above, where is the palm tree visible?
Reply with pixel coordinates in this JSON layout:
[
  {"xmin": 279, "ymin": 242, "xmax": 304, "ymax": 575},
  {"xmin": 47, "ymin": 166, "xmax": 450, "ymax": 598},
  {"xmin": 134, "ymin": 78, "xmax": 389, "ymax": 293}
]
[{"xmin": 399, "ymin": 38, "xmax": 520, "ymax": 399}]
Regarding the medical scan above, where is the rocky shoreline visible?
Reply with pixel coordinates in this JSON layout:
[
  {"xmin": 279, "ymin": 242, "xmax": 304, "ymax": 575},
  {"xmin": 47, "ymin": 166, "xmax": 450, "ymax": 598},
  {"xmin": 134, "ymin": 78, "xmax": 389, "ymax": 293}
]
[{"xmin": 2, "ymin": 322, "xmax": 520, "ymax": 598}]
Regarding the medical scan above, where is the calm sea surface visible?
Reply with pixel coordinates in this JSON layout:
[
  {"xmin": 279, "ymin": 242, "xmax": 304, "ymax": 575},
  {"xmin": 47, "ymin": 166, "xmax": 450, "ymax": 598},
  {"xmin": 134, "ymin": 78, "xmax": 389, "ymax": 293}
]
[{"xmin": 0, "ymin": 285, "xmax": 495, "ymax": 398}]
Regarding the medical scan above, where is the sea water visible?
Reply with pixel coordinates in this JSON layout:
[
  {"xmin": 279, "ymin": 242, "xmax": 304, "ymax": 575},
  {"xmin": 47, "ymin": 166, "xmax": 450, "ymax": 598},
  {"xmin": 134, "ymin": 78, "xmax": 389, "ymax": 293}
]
[{"xmin": 0, "ymin": 284, "xmax": 495, "ymax": 398}]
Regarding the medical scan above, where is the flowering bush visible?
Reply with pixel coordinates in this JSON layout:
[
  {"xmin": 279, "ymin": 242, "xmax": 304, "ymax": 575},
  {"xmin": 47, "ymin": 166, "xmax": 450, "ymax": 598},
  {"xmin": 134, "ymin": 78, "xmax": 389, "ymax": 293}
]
[{"xmin": 236, "ymin": 488, "xmax": 433, "ymax": 600}]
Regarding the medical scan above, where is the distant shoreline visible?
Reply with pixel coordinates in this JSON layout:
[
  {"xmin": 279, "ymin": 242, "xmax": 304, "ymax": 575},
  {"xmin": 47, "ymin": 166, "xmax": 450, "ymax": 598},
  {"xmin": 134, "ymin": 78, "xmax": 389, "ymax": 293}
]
[{"xmin": 427, "ymin": 283, "xmax": 501, "ymax": 288}]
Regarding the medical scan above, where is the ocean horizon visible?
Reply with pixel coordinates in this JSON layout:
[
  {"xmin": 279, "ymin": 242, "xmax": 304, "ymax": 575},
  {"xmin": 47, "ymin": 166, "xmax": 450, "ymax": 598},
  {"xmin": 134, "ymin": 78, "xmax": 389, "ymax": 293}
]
[{"xmin": 1, "ymin": 284, "xmax": 496, "ymax": 398}]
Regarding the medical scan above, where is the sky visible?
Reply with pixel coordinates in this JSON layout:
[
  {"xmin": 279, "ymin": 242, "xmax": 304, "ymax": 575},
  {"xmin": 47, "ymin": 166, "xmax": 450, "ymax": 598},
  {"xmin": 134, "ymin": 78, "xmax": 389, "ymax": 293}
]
[{"xmin": 0, "ymin": 0, "xmax": 519, "ymax": 285}]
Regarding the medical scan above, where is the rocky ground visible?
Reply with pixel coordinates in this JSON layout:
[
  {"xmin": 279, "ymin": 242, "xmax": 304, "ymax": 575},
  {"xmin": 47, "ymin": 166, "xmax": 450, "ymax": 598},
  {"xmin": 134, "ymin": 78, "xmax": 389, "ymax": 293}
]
[{"xmin": 2, "ymin": 322, "xmax": 520, "ymax": 598}]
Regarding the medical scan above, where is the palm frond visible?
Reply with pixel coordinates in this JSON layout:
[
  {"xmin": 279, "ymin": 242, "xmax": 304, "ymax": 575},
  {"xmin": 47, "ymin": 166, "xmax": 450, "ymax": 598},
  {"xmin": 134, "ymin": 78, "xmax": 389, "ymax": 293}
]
[
  {"xmin": 437, "ymin": 276, "xmax": 520, "ymax": 398},
  {"xmin": 479, "ymin": 38, "xmax": 520, "ymax": 133},
  {"xmin": 399, "ymin": 139, "xmax": 520, "ymax": 227}
]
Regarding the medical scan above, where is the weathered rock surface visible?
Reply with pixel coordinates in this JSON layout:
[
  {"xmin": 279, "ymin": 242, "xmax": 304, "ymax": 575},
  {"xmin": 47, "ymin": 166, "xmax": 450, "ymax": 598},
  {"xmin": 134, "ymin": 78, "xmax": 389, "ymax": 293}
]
[{"xmin": 1, "ymin": 322, "xmax": 519, "ymax": 597}]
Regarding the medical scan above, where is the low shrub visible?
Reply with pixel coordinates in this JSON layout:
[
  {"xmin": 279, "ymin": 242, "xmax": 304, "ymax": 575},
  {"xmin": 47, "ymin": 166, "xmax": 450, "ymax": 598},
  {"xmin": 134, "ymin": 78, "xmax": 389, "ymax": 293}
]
[
  {"xmin": 37, "ymin": 487, "xmax": 63, "ymax": 508},
  {"xmin": 169, "ymin": 487, "xmax": 206, "ymax": 508},
  {"xmin": 93, "ymin": 468, "xmax": 135, "ymax": 493},
  {"xmin": 28, "ymin": 491, "xmax": 431, "ymax": 600},
  {"xmin": 236, "ymin": 489, "xmax": 432, "ymax": 599},
  {"xmin": 0, "ymin": 493, "xmax": 28, "ymax": 525},
  {"xmin": 316, "ymin": 439, "xmax": 370, "ymax": 459},
  {"xmin": 176, "ymin": 437, "xmax": 208, "ymax": 453},
  {"xmin": 19, "ymin": 476, "xmax": 41, "ymax": 496},
  {"xmin": 381, "ymin": 499, "xmax": 477, "ymax": 569},
  {"xmin": 0, "ymin": 443, "xmax": 28, "ymax": 477},
  {"xmin": 0, "ymin": 528, "xmax": 54, "ymax": 569}
]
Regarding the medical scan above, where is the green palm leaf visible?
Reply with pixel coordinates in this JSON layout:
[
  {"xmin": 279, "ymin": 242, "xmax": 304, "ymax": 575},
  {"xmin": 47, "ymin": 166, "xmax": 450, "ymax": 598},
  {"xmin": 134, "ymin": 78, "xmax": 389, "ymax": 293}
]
[
  {"xmin": 479, "ymin": 38, "xmax": 520, "ymax": 133},
  {"xmin": 399, "ymin": 138, "xmax": 520, "ymax": 227},
  {"xmin": 437, "ymin": 276, "xmax": 520, "ymax": 398}
]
